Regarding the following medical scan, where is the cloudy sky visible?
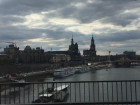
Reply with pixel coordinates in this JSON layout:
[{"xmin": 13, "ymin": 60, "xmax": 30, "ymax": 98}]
[{"xmin": 0, "ymin": 0, "xmax": 140, "ymax": 55}]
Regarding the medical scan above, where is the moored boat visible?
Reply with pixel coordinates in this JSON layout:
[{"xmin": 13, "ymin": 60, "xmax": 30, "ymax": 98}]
[
  {"xmin": 54, "ymin": 67, "xmax": 75, "ymax": 78},
  {"xmin": 32, "ymin": 84, "xmax": 69, "ymax": 103},
  {"xmin": 95, "ymin": 65, "xmax": 102, "ymax": 70},
  {"xmin": 53, "ymin": 84, "xmax": 69, "ymax": 102},
  {"xmin": 10, "ymin": 79, "xmax": 27, "ymax": 87},
  {"xmin": 108, "ymin": 64, "xmax": 114, "ymax": 68},
  {"xmin": 75, "ymin": 67, "xmax": 82, "ymax": 73},
  {"xmin": 75, "ymin": 65, "xmax": 90, "ymax": 73},
  {"xmin": 32, "ymin": 94, "xmax": 54, "ymax": 103}
]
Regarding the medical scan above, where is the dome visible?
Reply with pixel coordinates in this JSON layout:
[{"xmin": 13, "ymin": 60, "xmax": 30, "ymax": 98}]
[
  {"xmin": 24, "ymin": 45, "xmax": 31, "ymax": 51},
  {"xmin": 36, "ymin": 47, "xmax": 41, "ymax": 50},
  {"xmin": 75, "ymin": 42, "xmax": 78, "ymax": 45}
]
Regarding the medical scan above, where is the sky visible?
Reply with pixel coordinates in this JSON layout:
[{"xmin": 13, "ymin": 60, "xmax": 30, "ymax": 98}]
[{"xmin": 0, "ymin": 0, "xmax": 140, "ymax": 55}]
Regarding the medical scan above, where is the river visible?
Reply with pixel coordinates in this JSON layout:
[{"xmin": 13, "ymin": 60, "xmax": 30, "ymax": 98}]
[{"xmin": 1, "ymin": 66, "xmax": 140, "ymax": 104}]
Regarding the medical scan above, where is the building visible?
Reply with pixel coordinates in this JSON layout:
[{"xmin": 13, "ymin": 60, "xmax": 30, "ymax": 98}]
[
  {"xmin": 4, "ymin": 44, "xmax": 19, "ymax": 60},
  {"xmin": 123, "ymin": 51, "xmax": 136, "ymax": 55},
  {"xmin": 0, "ymin": 52, "xmax": 15, "ymax": 65},
  {"xmin": 83, "ymin": 35, "xmax": 96, "ymax": 61},
  {"xmin": 68, "ymin": 35, "xmax": 79, "ymax": 54},
  {"xmin": 45, "ymin": 36, "xmax": 82, "ymax": 61},
  {"xmin": 68, "ymin": 36, "xmax": 81, "ymax": 61},
  {"xmin": 3, "ymin": 35, "xmax": 82, "ymax": 64},
  {"xmin": 49, "ymin": 54, "xmax": 70, "ymax": 63},
  {"xmin": 18, "ymin": 46, "xmax": 45, "ymax": 63}
]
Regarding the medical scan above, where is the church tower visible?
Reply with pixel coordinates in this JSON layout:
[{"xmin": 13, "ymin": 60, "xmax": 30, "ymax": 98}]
[
  {"xmin": 71, "ymin": 34, "xmax": 74, "ymax": 45},
  {"xmin": 68, "ymin": 34, "xmax": 80, "ymax": 54},
  {"xmin": 90, "ymin": 35, "xmax": 95, "ymax": 51},
  {"xmin": 83, "ymin": 34, "xmax": 96, "ymax": 62},
  {"xmin": 90, "ymin": 35, "xmax": 96, "ymax": 56}
]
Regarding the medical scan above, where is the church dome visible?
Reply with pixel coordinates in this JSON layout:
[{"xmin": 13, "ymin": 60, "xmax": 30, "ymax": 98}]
[{"xmin": 24, "ymin": 45, "xmax": 31, "ymax": 51}]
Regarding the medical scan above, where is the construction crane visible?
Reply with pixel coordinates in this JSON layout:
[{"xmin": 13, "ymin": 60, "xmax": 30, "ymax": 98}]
[
  {"xmin": 6, "ymin": 42, "xmax": 17, "ymax": 47},
  {"xmin": 106, "ymin": 49, "xmax": 111, "ymax": 64},
  {"xmin": 0, "ymin": 41, "xmax": 16, "ymax": 46}
]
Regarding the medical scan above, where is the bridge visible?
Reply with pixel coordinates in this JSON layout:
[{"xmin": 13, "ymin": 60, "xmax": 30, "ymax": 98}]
[
  {"xmin": 1, "ymin": 80, "xmax": 140, "ymax": 104},
  {"xmin": 113, "ymin": 59, "xmax": 140, "ymax": 68},
  {"xmin": 89, "ymin": 59, "xmax": 140, "ymax": 68}
]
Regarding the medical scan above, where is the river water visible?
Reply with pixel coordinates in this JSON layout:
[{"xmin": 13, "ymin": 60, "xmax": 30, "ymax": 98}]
[{"xmin": 1, "ymin": 66, "xmax": 140, "ymax": 104}]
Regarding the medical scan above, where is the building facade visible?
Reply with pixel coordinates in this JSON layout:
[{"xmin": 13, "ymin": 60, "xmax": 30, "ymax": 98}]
[
  {"xmin": 45, "ymin": 36, "xmax": 82, "ymax": 61},
  {"xmin": 83, "ymin": 35, "xmax": 96, "ymax": 61},
  {"xmin": 18, "ymin": 46, "xmax": 45, "ymax": 64},
  {"xmin": 68, "ymin": 36, "xmax": 81, "ymax": 61},
  {"xmin": 4, "ymin": 44, "xmax": 19, "ymax": 60},
  {"xmin": 49, "ymin": 54, "xmax": 70, "ymax": 63},
  {"xmin": 68, "ymin": 36, "xmax": 79, "ymax": 54}
]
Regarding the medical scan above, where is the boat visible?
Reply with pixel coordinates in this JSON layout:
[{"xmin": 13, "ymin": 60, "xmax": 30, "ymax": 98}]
[
  {"xmin": 108, "ymin": 64, "xmax": 114, "ymax": 68},
  {"xmin": 74, "ymin": 67, "xmax": 82, "ymax": 73},
  {"xmin": 95, "ymin": 65, "xmax": 104, "ymax": 70},
  {"xmin": 33, "ymin": 84, "xmax": 69, "ymax": 103},
  {"xmin": 54, "ymin": 67, "xmax": 75, "ymax": 78},
  {"xmin": 32, "ymin": 77, "xmax": 69, "ymax": 103},
  {"xmin": 10, "ymin": 79, "xmax": 27, "ymax": 87},
  {"xmin": 75, "ymin": 65, "xmax": 90, "ymax": 73},
  {"xmin": 88, "ymin": 64, "xmax": 96, "ymax": 71},
  {"xmin": 102, "ymin": 64, "xmax": 114, "ymax": 69},
  {"xmin": 32, "ymin": 93, "xmax": 54, "ymax": 103},
  {"xmin": 53, "ymin": 84, "xmax": 69, "ymax": 102},
  {"xmin": 89, "ymin": 66, "xmax": 96, "ymax": 71}
]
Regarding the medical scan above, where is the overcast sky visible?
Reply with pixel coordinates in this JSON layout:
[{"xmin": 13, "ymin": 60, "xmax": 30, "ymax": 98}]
[{"xmin": 0, "ymin": 0, "xmax": 140, "ymax": 55}]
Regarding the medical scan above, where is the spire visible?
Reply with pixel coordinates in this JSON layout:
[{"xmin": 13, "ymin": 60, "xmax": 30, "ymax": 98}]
[
  {"xmin": 90, "ymin": 34, "xmax": 95, "ymax": 51},
  {"xmin": 91, "ymin": 34, "xmax": 94, "ymax": 44},
  {"xmin": 72, "ymin": 33, "xmax": 73, "ymax": 40},
  {"xmin": 71, "ymin": 33, "xmax": 74, "ymax": 45},
  {"xmin": 92, "ymin": 34, "xmax": 94, "ymax": 41}
]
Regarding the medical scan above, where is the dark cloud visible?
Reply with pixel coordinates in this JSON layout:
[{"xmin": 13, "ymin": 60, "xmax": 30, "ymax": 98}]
[
  {"xmin": 100, "ymin": 13, "xmax": 140, "ymax": 26},
  {"xmin": 47, "ymin": 0, "xmax": 140, "ymax": 25},
  {"xmin": 97, "ymin": 30, "xmax": 140, "ymax": 42},
  {"xmin": 0, "ymin": 0, "xmax": 140, "ymax": 54},
  {"xmin": 0, "ymin": 16, "xmax": 25, "ymax": 25},
  {"xmin": 0, "ymin": 0, "xmax": 84, "ymax": 15}
]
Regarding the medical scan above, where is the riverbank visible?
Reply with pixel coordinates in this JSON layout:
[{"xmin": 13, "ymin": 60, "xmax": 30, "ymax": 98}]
[{"xmin": 0, "ymin": 61, "xmax": 82, "ymax": 76}]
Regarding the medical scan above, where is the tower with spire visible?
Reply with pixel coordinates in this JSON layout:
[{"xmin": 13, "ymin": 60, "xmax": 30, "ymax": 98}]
[
  {"xmin": 71, "ymin": 34, "xmax": 74, "ymax": 45},
  {"xmin": 68, "ymin": 34, "xmax": 79, "ymax": 54},
  {"xmin": 83, "ymin": 34, "xmax": 96, "ymax": 61},
  {"xmin": 90, "ymin": 35, "xmax": 96, "ymax": 54}
]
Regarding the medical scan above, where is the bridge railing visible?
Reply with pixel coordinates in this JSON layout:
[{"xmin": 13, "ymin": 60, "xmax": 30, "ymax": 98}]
[{"xmin": 1, "ymin": 80, "xmax": 140, "ymax": 104}]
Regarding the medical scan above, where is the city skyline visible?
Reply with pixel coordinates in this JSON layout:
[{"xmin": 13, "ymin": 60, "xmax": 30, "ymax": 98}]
[{"xmin": 0, "ymin": 0, "xmax": 140, "ymax": 55}]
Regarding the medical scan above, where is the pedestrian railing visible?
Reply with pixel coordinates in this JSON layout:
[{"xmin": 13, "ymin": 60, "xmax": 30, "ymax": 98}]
[{"xmin": 1, "ymin": 80, "xmax": 140, "ymax": 104}]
